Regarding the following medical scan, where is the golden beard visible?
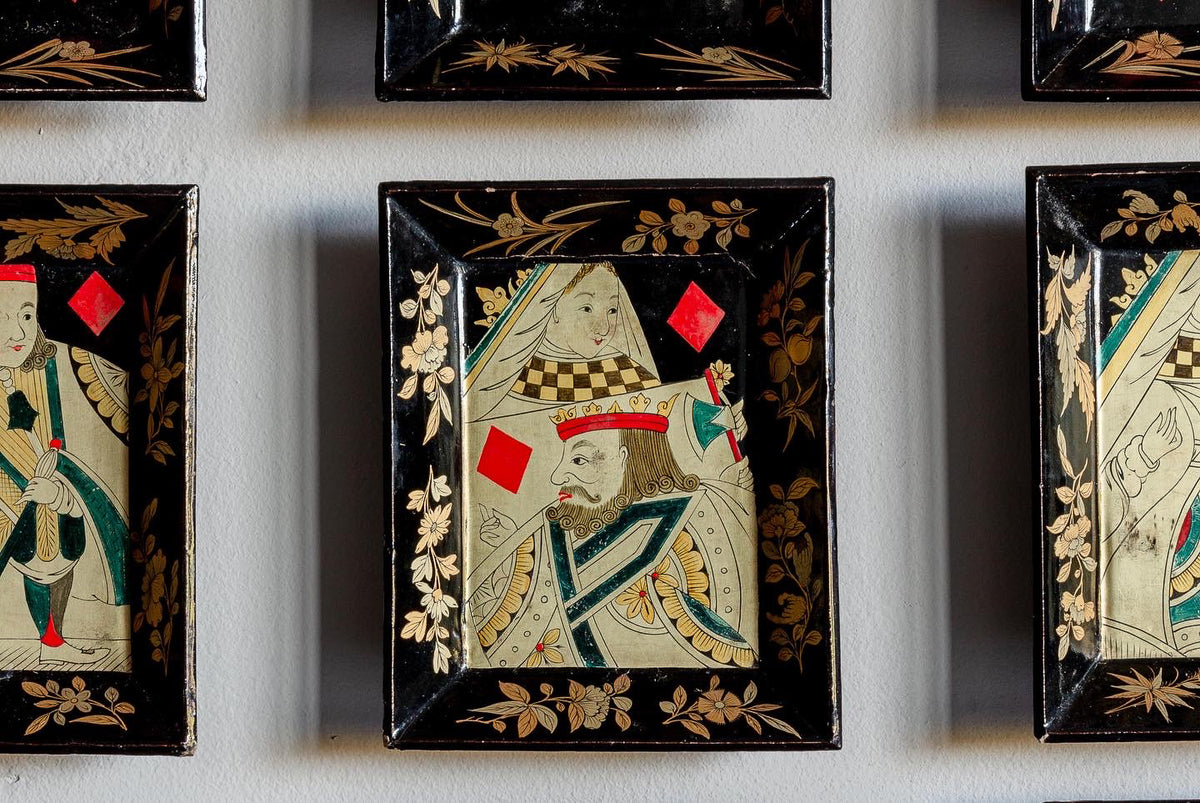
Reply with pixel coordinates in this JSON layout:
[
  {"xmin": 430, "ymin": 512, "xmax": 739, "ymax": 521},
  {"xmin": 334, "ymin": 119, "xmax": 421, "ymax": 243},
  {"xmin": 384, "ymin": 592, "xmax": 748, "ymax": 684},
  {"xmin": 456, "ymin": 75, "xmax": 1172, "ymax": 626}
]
[{"xmin": 546, "ymin": 428, "xmax": 700, "ymax": 540}]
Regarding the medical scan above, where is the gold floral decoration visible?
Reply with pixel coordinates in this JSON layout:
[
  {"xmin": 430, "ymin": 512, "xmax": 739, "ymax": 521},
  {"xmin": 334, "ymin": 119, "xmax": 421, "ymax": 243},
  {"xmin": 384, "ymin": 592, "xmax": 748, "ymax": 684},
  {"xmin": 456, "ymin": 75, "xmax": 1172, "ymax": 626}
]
[
  {"xmin": 446, "ymin": 40, "xmax": 618, "ymax": 79},
  {"xmin": 23, "ymin": 677, "xmax": 135, "ymax": 735},
  {"xmin": 397, "ymin": 265, "xmax": 455, "ymax": 445},
  {"xmin": 421, "ymin": 192, "xmax": 627, "ymax": 257},
  {"xmin": 474, "ymin": 268, "xmax": 531, "ymax": 329},
  {"xmin": 129, "ymin": 498, "xmax": 180, "ymax": 676},
  {"xmin": 1101, "ymin": 189, "xmax": 1200, "ymax": 243},
  {"xmin": 1107, "ymin": 667, "xmax": 1200, "ymax": 723},
  {"xmin": 523, "ymin": 627, "xmax": 565, "ymax": 667},
  {"xmin": 0, "ymin": 39, "xmax": 155, "ymax": 88},
  {"xmin": 1049, "ymin": 0, "xmax": 1061, "ymax": 30},
  {"xmin": 1041, "ymin": 247, "xmax": 1094, "ymax": 433},
  {"xmin": 458, "ymin": 675, "xmax": 633, "ymax": 736},
  {"xmin": 0, "ymin": 196, "xmax": 146, "ymax": 264},
  {"xmin": 399, "ymin": 467, "xmax": 458, "ymax": 674},
  {"xmin": 760, "ymin": 475, "xmax": 823, "ymax": 670},
  {"xmin": 1042, "ymin": 246, "xmax": 1096, "ymax": 661},
  {"xmin": 138, "ymin": 261, "xmax": 185, "ymax": 465},
  {"xmin": 759, "ymin": 241, "xmax": 822, "ymax": 449},
  {"xmin": 622, "ymin": 198, "xmax": 755, "ymax": 256},
  {"xmin": 660, "ymin": 676, "xmax": 799, "ymax": 740},
  {"xmin": 640, "ymin": 40, "xmax": 798, "ymax": 82},
  {"xmin": 1108, "ymin": 254, "xmax": 1160, "ymax": 327},
  {"xmin": 1087, "ymin": 31, "xmax": 1200, "ymax": 79}
]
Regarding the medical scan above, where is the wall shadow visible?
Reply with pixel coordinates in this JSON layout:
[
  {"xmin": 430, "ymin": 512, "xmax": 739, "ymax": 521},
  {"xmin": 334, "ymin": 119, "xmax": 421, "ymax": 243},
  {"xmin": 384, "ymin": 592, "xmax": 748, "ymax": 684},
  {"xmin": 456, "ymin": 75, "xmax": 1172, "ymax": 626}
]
[
  {"xmin": 308, "ymin": 0, "xmax": 378, "ymax": 112},
  {"xmin": 935, "ymin": 0, "xmax": 1023, "ymax": 110},
  {"xmin": 315, "ymin": 232, "xmax": 385, "ymax": 739},
  {"xmin": 940, "ymin": 212, "xmax": 1034, "ymax": 739}
]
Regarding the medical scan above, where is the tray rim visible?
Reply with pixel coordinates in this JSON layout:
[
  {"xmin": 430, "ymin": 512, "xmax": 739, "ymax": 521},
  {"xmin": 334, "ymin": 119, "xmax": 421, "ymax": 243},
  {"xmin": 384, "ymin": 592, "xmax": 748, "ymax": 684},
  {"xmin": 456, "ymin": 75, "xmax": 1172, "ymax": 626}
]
[
  {"xmin": 1028, "ymin": 162, "xmax": 1200, "ymax": 741},
  {"xmin": 375, "ymin": 1, "xmax": 831, "ymax": 101},
  {"xmin": 382, "ymin": 177, "xmax": 840, "ymax": 750}
]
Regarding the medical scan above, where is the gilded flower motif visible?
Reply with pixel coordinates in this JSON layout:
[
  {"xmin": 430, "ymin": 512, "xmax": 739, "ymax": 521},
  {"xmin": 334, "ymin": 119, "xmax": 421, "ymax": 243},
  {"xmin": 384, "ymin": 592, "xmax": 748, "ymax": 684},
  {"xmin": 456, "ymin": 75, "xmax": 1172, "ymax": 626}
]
[
  {"xmin": 58, "ymin": 41, "xmax": 95, "ymax": 61},
  {"xmin": 758, "ymin": 502, "xmax": 803, "ymax": 540},
  {"xmin": 417, "ymin": 503, "xmax": 452, "ymax": 551},
  {"xmin": 139, "ymin": 337, "xmax": 181, "ymax": 411},
  {"xmin": 671, "ymin": 210, "xmax": 710, "ymax": 240},
  {"xmin": 56, "ymin": 687, "xmax": 91, "ymax": 714},
  {"xmin": 492, "ymin": 213, "xmax": 525, "ymax": 239},
  {"xmin": 1061, "ymin": 590, "xmax": 1096, "ymax": 625},
  {"xmin": 141, "ymin": 549, "xmax": 167, "ymax": 628},
  {"xmin": 709, "ymin": 360, "xmax": 734, "ymax": 391},
  {"xmin": 416, "ymin": 581, "xmax": 454, "ymax": 621},
  {"xmin": 701, "ymin": 46, "xmax": 734, "ymax": 64},
  {"xmin": 569, "ymin": 682, "xmax": 612, "ymax": 729},
  {"xmin": 1054, "ymin": 515, "xmax": 1091, "ymax": 560},
  {"xmin": 695, "ymin": 689, "xmax": 742, "ymax": 724},
  {"xmin": 616, "ymin": 578, "xmax": 655, "ymax": 623},
  {"xmin": 401, "ymin": 324, "xmax": 449, "ymax": 375},
  {"xmin": 758, "ymin": 280, "xmax": 785, "ymax": 326},
  {"xmin": 1136, "ymin": 31, "xmax": 1184, "ymax": 60},
  {"xmin": 524, "ymin": 628, "xmax": 565, "ymax": 667}
]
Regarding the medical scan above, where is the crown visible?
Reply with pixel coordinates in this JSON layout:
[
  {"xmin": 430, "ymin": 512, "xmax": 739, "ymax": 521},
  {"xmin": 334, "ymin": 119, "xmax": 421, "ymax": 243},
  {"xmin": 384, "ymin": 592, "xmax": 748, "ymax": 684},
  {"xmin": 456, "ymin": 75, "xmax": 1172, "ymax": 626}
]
[{"xmin": 551, "ymin": 393, "xmax": 678, "ymax": 441}]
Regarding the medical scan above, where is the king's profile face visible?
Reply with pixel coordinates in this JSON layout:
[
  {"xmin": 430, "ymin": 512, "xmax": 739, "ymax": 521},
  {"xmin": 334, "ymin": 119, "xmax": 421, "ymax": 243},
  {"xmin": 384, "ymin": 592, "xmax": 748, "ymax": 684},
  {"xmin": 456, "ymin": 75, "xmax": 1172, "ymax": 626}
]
[
  {"xmin": 0, "ymin": 281, "xmax": 38, "ymax": 369},
  {"xmin": 550, "ymin": 428, "xmax": 627, "ymax": 509},
  {"xmin": 545, "ymin": 268, "xmax": 619, "ymax": 359}
]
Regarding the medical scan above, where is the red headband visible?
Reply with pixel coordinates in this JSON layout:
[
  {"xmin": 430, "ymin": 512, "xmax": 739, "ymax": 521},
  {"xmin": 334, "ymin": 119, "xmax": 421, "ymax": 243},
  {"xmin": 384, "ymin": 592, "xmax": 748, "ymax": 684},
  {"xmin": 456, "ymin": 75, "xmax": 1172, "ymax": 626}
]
[
  {"xmin": 0, "ymin": 264, "xmax": 36, "ymax": 283},
  {"xmin": 556, "ymin": 412, "xmax": 668, "ymax": 441}
]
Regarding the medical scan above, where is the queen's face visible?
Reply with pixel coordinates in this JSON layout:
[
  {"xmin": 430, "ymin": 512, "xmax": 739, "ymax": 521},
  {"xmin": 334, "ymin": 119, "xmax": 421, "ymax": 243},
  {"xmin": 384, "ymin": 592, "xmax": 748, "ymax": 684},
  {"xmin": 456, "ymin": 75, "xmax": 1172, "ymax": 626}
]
[
  {"xmin": 545, "ymin": 268, "xmax": 620, "ymax": 359},
  {"xmin": 0, "ymin": 281, "xmax": 38, "ymax": 369},
  {"xmin": 550, "ymin": 429, "xmax": 627, "ymax": 509}
]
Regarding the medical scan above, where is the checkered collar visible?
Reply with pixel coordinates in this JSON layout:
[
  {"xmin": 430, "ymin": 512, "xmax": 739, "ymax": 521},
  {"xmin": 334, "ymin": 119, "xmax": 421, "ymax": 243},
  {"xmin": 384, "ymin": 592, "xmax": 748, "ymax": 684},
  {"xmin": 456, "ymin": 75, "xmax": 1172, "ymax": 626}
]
[
  {"xmin": 1160, "ymin": 330, "xmax": 1200, "ymax": 381},
  {"xmin": 509, "ymin": 353, "xmax": 660, "ymax": 403}
]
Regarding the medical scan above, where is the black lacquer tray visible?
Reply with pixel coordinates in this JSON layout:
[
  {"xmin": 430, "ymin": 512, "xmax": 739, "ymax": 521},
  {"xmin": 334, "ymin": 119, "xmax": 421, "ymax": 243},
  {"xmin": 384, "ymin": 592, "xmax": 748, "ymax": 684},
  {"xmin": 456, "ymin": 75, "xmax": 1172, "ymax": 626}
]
[
  {"xmin": 0, "ymin": 0, "xmax": 205, "ymax": 100},
  {"xmin": 1026, "ymin": 0, "xmax": 1200, "ymax": 99},
  {"xmin": 1031, "ymin": 163, "xmax": 1200, "ymax": 740},
  {"xmin": 383, "ymin": 179, "xmax": 839, "ymax": 749},
  {"xmin": 0, "ymin": 185, "xmax": 197, "ymax": 754},
  {"xmin": 377, "ymin": 0, "xmax": 830, "ymax": 100}
]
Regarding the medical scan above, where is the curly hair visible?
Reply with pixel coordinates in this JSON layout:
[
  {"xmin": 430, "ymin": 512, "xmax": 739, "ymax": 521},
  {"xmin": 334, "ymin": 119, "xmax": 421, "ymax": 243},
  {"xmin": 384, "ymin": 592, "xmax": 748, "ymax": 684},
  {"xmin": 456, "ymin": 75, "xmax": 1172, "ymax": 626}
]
[{"xmin": 19, "ymin": 329, "xmax": 56, "ymax": 373}]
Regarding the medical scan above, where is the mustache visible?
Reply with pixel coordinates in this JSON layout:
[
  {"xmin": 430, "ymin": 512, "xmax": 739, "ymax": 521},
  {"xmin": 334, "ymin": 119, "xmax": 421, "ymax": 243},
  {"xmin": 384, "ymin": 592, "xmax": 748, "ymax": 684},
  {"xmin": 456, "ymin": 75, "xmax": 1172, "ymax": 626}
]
[{"xmin": 559, "ymin": 485, "xmax": 601, "ymax": 504}]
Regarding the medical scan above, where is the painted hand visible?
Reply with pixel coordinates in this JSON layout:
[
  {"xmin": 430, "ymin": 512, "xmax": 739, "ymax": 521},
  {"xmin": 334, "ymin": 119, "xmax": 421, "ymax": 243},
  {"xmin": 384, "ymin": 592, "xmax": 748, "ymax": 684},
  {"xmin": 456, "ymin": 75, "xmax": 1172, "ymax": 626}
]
[
  {"xmin": 478, "ymin": 504, "xmax": 517, "ymax": 547},
  {"xmin": 719, "ymin": 457, "xmax": 753, "ymax": 490},
  {"xmin": 1143, "ymin": 407, "xmax": 1184, "ymax": 465},
  {"xmin": 730, "ymin": 400, "xmax": 747, "ymax": 441},
  {"xmin": 17, "ymin": 477, "xmax": 57, "ymax": 507}
]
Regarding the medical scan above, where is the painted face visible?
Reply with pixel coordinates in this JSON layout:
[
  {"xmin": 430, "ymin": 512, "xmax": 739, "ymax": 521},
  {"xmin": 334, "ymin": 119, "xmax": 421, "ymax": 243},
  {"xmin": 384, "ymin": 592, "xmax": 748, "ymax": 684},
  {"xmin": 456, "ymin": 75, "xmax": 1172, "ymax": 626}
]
[
  {"xmin": 550, "ymin": 428, "xmax": 627, "ymax": 509},
  {"xmin": 544, "ymin": 268, "xmax": 620, "ymax": 359},
  {"xmin": 0, "ymin": 281, "xmax": 38, "ymax": 369}
]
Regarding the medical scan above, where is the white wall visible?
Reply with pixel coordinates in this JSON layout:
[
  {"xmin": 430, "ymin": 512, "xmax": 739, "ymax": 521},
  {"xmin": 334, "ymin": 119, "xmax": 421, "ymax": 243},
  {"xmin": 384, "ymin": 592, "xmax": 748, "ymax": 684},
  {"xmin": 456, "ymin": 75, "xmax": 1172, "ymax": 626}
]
[{"xmin": 2, "ymin": 0, "xmax": 1196, "ymax": 800}]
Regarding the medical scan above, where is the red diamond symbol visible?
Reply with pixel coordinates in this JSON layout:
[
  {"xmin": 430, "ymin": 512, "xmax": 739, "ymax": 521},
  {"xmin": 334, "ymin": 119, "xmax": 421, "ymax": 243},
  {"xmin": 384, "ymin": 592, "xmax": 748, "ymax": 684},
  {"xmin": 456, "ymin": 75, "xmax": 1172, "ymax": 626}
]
[
  {"xmin": 476, "ymin": 426, "xmax": 533, "ymax": 494},
  {"xmin": 68, "ymin": 272, "xmax": 124, "ymax": 336},
  {"xmin": 667, "ymin": 282, "xmax": 725, "ymax": 352}
]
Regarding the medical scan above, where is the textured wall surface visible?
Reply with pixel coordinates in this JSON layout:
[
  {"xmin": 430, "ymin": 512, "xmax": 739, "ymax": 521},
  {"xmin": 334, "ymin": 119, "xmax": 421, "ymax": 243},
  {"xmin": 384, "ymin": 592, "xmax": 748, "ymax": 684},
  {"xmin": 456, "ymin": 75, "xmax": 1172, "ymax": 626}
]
[{"xmin": 0, "ymin": 0, "xmax": 1195, "ymax": 800}]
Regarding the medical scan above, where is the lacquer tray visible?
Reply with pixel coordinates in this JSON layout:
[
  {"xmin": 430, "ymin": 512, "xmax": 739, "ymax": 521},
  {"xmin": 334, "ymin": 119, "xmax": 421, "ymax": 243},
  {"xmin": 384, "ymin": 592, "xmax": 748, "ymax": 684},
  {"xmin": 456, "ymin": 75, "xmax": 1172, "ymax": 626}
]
[
  {"xmin": 1026, "ymin": 0, "xmax": 1200, "ymax": 99},
  {"xmin": 0, "ymin": 185, "xmax": 196, "ymax": 754},
  {"xmin": 0, "ymin": 1, "xmax": 206, "ymax": 100},
  {"xmin": 376, "ymin": 0, "xmax": 830, "ymax": 100},
  {"xmin": 383, "ymin": 179, "xmax": 839, "ymax": 749},
  {"xmin": 1030, "ymin": 163, "xmax": 1200, "ymax": 741}
]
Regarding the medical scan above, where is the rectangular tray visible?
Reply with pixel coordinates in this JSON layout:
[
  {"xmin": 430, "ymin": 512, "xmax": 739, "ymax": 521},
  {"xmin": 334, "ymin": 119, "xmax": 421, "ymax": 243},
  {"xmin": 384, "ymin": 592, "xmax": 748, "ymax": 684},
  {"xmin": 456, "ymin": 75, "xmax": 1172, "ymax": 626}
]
[
  {"xmin": 1030, "ymin": 163, "xmax": 1200, "ymax": 741},
  {"xmin": 1026, "ymin": 0, "xmax": 1200, "ymax": 99},
  {"xmin": 377, "ymin": 0, "xmax": 830, "ymax": 100},
  {"xmin": 0, "ymin": 185, "xmax": 197, "ymax": 754},
  {"xmin": 0, "ymin": 1, "xmax": 206, "ymax": 100},
  {"xmin": 383, "ymin": 178, "xmax": 839, "ymax": 749}
]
